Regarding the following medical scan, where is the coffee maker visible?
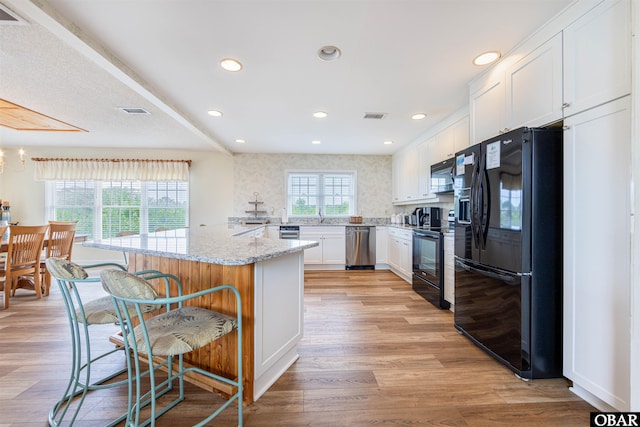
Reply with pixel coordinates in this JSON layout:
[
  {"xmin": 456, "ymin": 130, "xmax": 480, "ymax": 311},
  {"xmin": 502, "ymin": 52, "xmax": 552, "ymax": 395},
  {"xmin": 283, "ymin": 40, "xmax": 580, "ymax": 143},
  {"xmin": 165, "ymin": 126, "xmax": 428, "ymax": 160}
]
[
  {"xmin": 421, "ymin": 207, "xmax": 442, "ymax": 228},
  {"xmin": 410, "ymin": 207, "xmax": 424, "ymax": 226}
]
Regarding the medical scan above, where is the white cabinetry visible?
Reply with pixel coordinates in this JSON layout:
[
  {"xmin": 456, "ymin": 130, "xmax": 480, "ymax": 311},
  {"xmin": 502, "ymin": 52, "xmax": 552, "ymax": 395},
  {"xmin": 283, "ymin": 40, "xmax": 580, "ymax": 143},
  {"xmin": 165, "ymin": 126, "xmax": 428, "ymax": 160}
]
[
  {"xmin": 443, "ymin": 233, "xmax": 454, "ymax": 310},
  {"xmin": 563, "ymin": 0, "xmax": 631, "ymax": 118},
  {"xmin": 392, "ymin": 144, "xmax": 420, "ymax": 204},
  {"xmin": 300, "ymin": 226, "xmax": 345, "ymax": 269},
  {"xmin": 375, "ymin": 226, "xmax": 388, "ymax": 267},
  {"xmin": 431, "ymin": 116, "xmax": 470, "ymax": 162},
  {"xmin": 470, "ymin": 72, "xmax": 506, "ymax": 144},
  {"xmin": 253, "ymin": 251, "xmax": 304, "ymax": 399},
  {"xmin": 505, "ymin": 32, "xmax": 563, "ymax": 130},
  {"xmin": 393, "ymin": 114, "xmax": 468, "ymax": 204},
  {"xmin": 470, "ymin": 33, "xmax": 562, "ymax": 144},
  {"xmin": 417, "ymin": 140, "xmax": 432, "ymax": 199},
  {"xmin": 563, "ymin": 97, "xmax": 631, "ymax": 411},
  {"xmin": 387, "ymin": 227, "xmax": 412, "ymax": 283}
]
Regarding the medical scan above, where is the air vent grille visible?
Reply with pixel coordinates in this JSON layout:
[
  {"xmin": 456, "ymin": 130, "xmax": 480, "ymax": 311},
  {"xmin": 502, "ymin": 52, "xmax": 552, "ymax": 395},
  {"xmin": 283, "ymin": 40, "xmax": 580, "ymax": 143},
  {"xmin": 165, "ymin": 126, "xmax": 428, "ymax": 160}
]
[
  {"xmin": 119, "ymin": 107, "xmax": 151, "ymax": 115},
  {"xmin": 363, "ymin": 112, "xmax": 386, "ymax": 120}
]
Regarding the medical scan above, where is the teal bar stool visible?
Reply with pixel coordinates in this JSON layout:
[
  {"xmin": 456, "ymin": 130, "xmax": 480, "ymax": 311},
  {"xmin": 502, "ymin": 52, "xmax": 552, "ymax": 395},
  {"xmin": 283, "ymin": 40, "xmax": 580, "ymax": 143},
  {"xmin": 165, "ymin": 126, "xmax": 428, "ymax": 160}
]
[
  {"xmin": 46, "ymin": 258, "xmax": 173, "ymax": 427},
  {"xmin": 100, "ymin": 269, "xmax": 243, "ymax": 427}
]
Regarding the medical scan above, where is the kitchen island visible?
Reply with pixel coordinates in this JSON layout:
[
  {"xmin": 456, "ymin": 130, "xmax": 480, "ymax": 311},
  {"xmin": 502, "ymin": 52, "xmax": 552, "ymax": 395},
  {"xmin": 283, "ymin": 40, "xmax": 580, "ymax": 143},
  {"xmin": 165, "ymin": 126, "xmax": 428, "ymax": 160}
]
[{"xmin": 83, "ymin": 225, "xmax": 318, "ymax": 403}]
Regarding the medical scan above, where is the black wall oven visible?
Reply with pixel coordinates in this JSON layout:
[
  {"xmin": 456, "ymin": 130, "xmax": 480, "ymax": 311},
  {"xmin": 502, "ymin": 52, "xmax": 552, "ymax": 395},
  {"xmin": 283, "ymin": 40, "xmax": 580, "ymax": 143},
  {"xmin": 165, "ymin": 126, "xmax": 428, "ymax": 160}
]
[{"xmin": 412, "ymin": 229, "xmax": 449, "ymax": 309}]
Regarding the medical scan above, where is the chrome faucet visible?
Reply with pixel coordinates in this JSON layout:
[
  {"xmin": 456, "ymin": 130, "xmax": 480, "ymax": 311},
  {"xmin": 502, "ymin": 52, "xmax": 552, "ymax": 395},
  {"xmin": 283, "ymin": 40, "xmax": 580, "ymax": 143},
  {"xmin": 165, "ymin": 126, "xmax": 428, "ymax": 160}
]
[{"xmin": 318, "ymin": 208, "xmax": 325, "ymax": 224}]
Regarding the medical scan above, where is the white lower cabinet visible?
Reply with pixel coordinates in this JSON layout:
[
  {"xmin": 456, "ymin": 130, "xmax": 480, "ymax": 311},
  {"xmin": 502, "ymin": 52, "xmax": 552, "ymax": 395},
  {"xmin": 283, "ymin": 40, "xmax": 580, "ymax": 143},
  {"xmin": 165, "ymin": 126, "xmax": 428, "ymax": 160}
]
[
  {"xmin": 443, "ymin": 234, "xmax": 454, "ymax": 310},
  {"xmin": 563, "ymin": 97, "xmax": 631, "ymax": 411},
  {"xmin": 375, "ymin": 226, "xmax": 388, "ymax": 267},
  {"xmin": 253, "ymin": 251, "xmax": 305, "ymax": 400},
  {"xmin": 387, "ymin": 227, "xmax": 412, "ymax": 283},
  {"xmin": 300, "ymin": 226, "xmax": 345, "ymax": 269}
]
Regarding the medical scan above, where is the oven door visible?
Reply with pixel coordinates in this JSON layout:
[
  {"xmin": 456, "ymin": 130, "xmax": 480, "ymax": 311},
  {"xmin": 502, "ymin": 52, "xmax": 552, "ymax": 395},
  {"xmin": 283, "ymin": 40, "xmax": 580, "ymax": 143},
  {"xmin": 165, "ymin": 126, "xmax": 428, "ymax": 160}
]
[{"xmin": 412, "ymin": 230, "xmax": 448, "ymax": 309}]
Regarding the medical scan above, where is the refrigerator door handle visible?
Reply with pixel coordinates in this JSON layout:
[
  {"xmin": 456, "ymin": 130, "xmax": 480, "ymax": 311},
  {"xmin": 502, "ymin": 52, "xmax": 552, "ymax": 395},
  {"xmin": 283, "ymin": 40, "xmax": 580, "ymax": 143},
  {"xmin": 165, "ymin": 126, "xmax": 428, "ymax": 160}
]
[
  {"xmin": 480, "ymin": 166, "xmax": 491, "ymax": 249},
  {"xmin": 454, "ymin": 257, "xmax": 521, "ymax": 285},
  {"xmin": 470, "ymin": 159, "xmax": 481, "ymax": 249}
]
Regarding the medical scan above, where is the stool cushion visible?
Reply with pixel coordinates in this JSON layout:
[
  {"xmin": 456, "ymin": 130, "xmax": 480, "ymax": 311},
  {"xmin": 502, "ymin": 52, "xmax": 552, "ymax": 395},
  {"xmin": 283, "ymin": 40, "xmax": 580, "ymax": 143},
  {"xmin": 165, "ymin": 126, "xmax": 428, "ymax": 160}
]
[
  {"xmin": 131, "ymin": 306, "xmax": 237, "ymax": 356},
  {"xmin": 45, "ymin": 258, "xmax": 88, "ymax": 280},
  {"xmin": 79, "ymin": 296, "xmax": 157, "ymax": 325}
]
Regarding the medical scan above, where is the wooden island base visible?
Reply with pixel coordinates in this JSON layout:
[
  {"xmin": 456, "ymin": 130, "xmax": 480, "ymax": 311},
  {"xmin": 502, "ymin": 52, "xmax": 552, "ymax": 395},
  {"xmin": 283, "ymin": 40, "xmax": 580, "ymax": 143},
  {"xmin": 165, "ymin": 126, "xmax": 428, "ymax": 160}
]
[{"xmin": 127, "ymin": 250, "xmax": 305, "ymax": 403}]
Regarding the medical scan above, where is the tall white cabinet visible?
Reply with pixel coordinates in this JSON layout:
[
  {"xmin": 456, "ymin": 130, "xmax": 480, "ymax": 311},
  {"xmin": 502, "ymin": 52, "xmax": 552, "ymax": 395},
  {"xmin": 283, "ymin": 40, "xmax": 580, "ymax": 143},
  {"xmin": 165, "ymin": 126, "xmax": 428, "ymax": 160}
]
[{"xmin": 563, "ymin": 97, "xmax": 631, "ymax": 411}]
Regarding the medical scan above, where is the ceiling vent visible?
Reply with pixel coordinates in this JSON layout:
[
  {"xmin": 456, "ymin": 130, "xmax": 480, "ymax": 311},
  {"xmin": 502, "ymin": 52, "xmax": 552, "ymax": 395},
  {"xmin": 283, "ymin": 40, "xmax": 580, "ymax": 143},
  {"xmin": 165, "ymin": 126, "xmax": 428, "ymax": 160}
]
[
  {"xmin": 119, "ymin": 107, "xmax": 150, "ymax": 115},
  {"xmin": 363, "ymin": 112, "xmax": 386, "ymax": 120},
  {"xmin": 0, "ymin": 3, "xmax": 27, "ymax": 25}
]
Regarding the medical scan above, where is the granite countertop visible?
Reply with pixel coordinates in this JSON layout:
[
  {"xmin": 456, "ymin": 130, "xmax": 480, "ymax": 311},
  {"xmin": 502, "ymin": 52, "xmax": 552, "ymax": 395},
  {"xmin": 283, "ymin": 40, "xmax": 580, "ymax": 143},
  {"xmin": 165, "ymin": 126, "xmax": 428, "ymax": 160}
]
[{"xmin": 83, "ymin": 225, "xmax": 319, "ymax": 266}]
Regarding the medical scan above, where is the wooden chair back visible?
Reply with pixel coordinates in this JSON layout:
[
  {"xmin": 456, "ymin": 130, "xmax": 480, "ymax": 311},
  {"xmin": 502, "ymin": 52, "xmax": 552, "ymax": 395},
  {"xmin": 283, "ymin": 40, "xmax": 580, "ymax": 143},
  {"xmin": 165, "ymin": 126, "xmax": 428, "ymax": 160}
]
[
  {"xmin": 47, "ymin": 221, "xmax": 77, "ymax": 260},
  {"xmin": 2, "ymin": 225, "xmax": 49, "ymax": 309}
]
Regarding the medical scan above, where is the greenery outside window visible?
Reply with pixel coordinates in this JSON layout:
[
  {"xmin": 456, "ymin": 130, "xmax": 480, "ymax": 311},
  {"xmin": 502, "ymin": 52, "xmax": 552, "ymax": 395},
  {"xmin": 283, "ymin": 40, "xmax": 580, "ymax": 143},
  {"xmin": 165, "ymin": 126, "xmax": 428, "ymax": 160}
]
[
  {"xmin": 46, "ymin": 180, "xmax": 189, "ymax": 239},
  {"xmin": 286, "ymin": 171, "xmax": 356, "ymax": 217}
]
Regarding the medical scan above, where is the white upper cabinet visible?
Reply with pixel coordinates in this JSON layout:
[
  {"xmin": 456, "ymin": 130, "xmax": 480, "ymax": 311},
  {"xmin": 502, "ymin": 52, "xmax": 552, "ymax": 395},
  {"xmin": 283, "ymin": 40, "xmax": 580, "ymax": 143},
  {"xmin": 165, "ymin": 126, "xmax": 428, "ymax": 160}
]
[
  {"xmin": 417, "ymin": 139, "xmax": 432, "ymax": 199},
  {"xmin": 431, "ymin": 116, "xmax": 469, "ymax": 162},
  {"xmin": 505, "ymin": 32, "xmax": 563, "ymax": 129},
  {"xmin": 392, "ymin": 143, "xmax": 420, "ymax": 204},
  {"xmin": 470, "ymin": 72, "xmax": 506, "ymax": 144},
  {"xmin": 563, "ymin": 0, "xmax": 630, "ymax": 118}
]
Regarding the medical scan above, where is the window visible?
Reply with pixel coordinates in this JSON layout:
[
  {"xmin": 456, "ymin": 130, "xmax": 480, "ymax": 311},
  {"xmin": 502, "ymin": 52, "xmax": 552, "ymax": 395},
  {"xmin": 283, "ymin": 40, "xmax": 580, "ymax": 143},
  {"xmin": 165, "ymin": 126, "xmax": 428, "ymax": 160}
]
[
  {"xmin": 286, "ymin": 171, "xmax": 356, "ymax": 217},
  {"xmin": 46, "ymin": 180, "xmax": 189, "ymax": 239}
]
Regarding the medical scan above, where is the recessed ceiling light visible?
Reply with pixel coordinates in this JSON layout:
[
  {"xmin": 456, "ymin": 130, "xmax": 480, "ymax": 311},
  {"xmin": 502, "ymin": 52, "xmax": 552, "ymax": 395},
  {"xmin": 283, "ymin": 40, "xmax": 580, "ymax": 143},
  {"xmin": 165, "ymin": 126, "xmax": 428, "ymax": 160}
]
[
  {"xmin": 317, "ymin": 45, "xmax": 341, "ymax": 62},
  {"xmin": 220, "ymin": 58, "xmax": 243, "ymax": 72},
  {"xmin": 311, "ymin": 140, "xmax": 321, "ymax": 145},
  {"xmin": 384, "ymin": 140, "xmax": 394, "ymax": 145},
  {"xmin": 207, "ymin": 110, "xmax": 223, "ymax": 117},
  {"xmin": 235, "ymin": 139, "xmax": 246, "ymax": 143},
  {"xmin": 473, "ymin": 51, "xmax": 501, "ymax": 66},
  {"xmin": 313, "ymin": 111, "xmax": 328, "ymax": 118},
  {"xmin": 411, "ymin": 113, "xmax": 427, "ymax": 120}
]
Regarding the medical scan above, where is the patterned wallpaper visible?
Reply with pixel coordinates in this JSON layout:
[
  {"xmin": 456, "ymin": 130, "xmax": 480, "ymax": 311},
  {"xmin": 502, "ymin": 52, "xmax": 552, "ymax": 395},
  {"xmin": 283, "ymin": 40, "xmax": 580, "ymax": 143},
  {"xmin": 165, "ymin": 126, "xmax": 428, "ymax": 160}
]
[{"xmin": 233, "ymin": 153, "xmax": 393, "ymax": 220}]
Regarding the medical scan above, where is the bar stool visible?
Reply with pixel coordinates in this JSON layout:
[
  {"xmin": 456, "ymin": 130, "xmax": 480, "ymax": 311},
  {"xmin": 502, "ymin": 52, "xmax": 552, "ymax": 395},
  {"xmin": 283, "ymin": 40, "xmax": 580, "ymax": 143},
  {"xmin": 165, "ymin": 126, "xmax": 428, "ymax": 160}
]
[
  {"xmin": 46, "ymin": 258, "xmax": 171, "ymax": 427},
  {"xmin": 100, "ymin": 269, "xmax": 243, "ymax": 427}
]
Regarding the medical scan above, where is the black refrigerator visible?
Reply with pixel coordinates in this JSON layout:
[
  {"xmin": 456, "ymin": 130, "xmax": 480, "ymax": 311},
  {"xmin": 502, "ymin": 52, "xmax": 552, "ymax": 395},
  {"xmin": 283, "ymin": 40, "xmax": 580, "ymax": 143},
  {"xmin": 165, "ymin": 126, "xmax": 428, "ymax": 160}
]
[{"xmin": 453, "ymin": 127, "xmax": 562, "ymax": 379}]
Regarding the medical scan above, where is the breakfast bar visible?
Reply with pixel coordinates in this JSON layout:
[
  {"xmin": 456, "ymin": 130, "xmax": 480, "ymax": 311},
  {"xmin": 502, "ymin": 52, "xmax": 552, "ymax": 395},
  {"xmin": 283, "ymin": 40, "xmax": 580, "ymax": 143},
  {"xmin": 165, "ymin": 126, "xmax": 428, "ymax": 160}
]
[{"xmin": 83, "ymin": 225, "xmax": 318, "ymax": 403}]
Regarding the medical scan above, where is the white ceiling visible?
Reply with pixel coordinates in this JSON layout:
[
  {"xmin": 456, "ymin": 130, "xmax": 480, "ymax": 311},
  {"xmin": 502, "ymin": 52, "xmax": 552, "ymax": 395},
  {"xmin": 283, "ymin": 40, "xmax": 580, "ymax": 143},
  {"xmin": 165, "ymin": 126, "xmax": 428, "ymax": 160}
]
[{"xmin": 0, "ymin": 0, "xmax": 572, "ymax": 155}]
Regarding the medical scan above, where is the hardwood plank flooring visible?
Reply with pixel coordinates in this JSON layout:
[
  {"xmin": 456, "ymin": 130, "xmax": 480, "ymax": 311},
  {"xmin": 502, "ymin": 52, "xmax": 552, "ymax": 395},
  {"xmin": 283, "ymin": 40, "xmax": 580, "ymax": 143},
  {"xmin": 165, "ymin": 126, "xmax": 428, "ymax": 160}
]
[{"xmin": 0, "ymin": 270, "xmax": 593, "ymax": 426}]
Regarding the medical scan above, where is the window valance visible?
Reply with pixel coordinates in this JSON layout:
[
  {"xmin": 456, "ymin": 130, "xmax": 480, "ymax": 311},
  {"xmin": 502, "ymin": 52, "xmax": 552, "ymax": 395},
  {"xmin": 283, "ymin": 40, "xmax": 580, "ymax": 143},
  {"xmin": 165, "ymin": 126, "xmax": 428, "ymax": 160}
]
[{"xmin": 31, "ymin": 158, "xmax": 191, "ymax": 181}]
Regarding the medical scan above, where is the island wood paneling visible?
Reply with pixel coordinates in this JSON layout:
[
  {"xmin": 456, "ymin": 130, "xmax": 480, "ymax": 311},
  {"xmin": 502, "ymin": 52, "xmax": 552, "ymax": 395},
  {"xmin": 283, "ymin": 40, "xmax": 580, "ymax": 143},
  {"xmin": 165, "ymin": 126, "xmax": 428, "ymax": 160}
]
[{"xmin": 128, "ymin": 252, "xmax": 255, "ymax": 403}]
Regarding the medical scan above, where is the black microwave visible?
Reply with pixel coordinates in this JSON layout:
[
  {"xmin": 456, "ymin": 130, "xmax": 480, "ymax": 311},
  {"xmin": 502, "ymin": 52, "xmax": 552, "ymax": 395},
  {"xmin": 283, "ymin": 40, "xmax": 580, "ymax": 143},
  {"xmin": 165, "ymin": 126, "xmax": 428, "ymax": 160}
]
[{"xmin": 430, "ymin": 158, "xmax": 455, "ymax": 194}]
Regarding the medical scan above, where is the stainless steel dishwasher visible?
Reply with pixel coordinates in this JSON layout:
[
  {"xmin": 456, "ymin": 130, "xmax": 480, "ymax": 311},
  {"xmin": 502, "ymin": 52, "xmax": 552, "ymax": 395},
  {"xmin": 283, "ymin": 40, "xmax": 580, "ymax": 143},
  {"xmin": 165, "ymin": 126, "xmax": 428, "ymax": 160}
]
[{"xmin": 345, "ymin": 226, "xmax": 376, "ymax": 270}]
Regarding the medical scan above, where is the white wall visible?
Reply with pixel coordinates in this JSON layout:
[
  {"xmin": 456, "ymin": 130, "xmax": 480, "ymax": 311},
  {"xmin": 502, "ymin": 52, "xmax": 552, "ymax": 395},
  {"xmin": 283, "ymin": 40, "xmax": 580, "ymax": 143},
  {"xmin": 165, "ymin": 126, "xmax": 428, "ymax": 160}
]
[
  {"xmin": 233, "ymin": 153, "xmax": 393, "ymax": 219},
  {"xmin": 0, "ymin": 146, "xmax": 234, "ymax": 261}
]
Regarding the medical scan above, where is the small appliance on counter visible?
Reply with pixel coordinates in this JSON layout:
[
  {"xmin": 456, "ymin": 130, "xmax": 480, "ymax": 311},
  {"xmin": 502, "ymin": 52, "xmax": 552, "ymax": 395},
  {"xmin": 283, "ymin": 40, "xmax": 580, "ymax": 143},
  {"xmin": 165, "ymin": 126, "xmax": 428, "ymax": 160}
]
[
  {"xmin": 421, "ymin": 207, "xmax": 441, "ymax": 228},
  {"xmin": 410, "ymin": 207, "xmax": 424, "ymax": 226}
]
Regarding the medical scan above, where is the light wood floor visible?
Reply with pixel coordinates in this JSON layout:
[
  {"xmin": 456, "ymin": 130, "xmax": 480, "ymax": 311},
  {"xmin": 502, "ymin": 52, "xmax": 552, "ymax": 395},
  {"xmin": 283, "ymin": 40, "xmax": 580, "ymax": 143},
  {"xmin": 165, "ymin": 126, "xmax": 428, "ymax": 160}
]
[{"xmin": 0, "ymin": 270, "xmax": 593, "ymax": 426}]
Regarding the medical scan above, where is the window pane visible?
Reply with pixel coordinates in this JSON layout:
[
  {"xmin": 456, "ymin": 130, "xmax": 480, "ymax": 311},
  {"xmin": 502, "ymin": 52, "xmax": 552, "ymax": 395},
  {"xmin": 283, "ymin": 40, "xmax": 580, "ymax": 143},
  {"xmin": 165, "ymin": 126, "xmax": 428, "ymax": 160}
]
[
  {"xmin": 52, "ymin": 181, "xmax": 95, "ymax": 238},
  {"xmin": 289, "ymin": 174, "xmax": 318, "ymax": 215},
  {"xmin": 102, "ymin": 181, "xmax": 141, "ymax": 238},
  {"xmin": 323, "ymin": 174, "xmax": 353, "ymax": 215},
  {"xmin": 146, "ymin": 182, "xmax": 189, "ymax": 232}
]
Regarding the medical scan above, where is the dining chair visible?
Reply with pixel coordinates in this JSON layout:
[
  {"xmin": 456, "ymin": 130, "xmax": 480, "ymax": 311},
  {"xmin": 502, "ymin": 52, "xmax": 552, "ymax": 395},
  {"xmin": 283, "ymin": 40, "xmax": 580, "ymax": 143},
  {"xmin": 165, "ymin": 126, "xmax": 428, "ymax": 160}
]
[
  {"xmin": 100, "ymin": 269, "xmax": 243, "ymax": 427},
  {"xmin": 46, "ymin": 258, "xmax": 169, "ymax": 427},
  {"xmin": 0, "ymin": 224, "xmax": 49, "ymax": 309},
  {"xmin": 41, "ymin": 221, "xmax": 77, "ymax": 296}
]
